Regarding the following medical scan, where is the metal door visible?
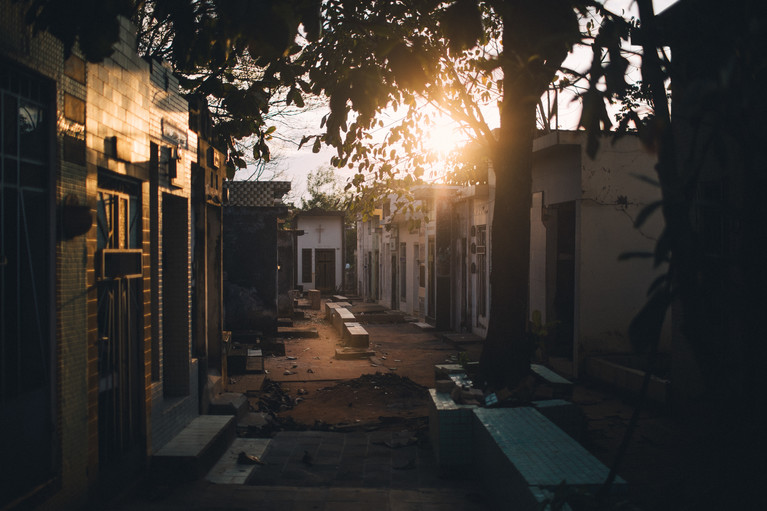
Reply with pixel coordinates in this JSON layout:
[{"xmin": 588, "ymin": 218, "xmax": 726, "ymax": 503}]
[{"xmin": 96, "ymin": 176, "xmax": 142, "ymax": 466}]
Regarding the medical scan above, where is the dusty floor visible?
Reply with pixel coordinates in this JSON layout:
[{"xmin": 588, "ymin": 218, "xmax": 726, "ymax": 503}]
[
  {"xmin": 241, "ymin": 306, "xmax": 482, "ymax": 428},
  {"xmin": 224, "ymin": 300, "xmax": 682, "ymax": 510}
]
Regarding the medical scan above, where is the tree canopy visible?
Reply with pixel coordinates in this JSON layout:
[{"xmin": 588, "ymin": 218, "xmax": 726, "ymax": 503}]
[
  {"xmin": 300, "ymin": 0, "xmax": 589, "ymax": 388},
  {"xmin": 21, "ymin": 0, "xmax": 322, "ymax": 173}
]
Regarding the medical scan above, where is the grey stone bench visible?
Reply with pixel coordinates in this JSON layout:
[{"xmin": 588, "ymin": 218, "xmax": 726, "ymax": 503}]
[
  {"xmin": 324, "ymin": 301, "xmax": 351, "ymax": 320},
  {"xmin": 531, "ymin": 364, "xmax": 573, "ymax": 399},
  {"xmin": 332, "ymin": 307, "xmax": 356, "ymax": 334},
  {"xmin": 473, "ymin": 407, "xmax": 624, "ymax": 510},
  {"xmin": 342, "ymin": 321, "xmax": 369, "ymax": 347}
]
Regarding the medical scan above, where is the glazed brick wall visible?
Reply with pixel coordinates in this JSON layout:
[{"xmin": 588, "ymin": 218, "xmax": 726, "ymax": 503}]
[
  {"xmin": 85, "ymin": 16, "xmax": 198, "ymax": 457},
  {"xmin": 3, "ymin": 11, "xmax": 199, "ymax": 508},
  {"xmin": 1, "ymin": 3, "xmax": 90, "ymax": 509}
]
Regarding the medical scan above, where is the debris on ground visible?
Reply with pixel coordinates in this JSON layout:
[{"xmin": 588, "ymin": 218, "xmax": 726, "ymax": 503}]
[{"xmin": 237, "ymin": 451, "xmax": 266, "ymax": 465}]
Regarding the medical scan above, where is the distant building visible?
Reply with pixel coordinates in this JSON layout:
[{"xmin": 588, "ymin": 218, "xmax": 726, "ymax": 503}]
[
  {"xmin": 295, "ymin": 209, "xmax": 345, "ymax": 294},
  {"xmin": 356, "ymin": 131, "xmax": 668, "ymax": 378}
]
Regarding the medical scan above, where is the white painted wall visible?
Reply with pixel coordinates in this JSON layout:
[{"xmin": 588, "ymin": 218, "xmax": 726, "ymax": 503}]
[
  {"xmin": 296, "ymin": 214, "xmax": 343, "ymax": 291},
  {"xmin": 530, "ymin": 131, "xmax": 670, "ymax": 371},
  {"xmin": 577, "ymin": 134, "xmax": 670, "ymax": 355}
]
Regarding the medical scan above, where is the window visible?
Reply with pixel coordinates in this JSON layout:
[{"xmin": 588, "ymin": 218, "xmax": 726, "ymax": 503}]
[
  {"xmin": 302, "ymin": 248, "xmax": 312, "ymax": 283},
  {"xmin": 1, "ymin": 72, "xmax": 52, "ymax": 399}
]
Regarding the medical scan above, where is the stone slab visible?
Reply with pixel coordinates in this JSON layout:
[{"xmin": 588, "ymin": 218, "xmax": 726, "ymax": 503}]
[
  {"xmin": 324, "ymin": 301, "xmax": 351, "ymax": 319},
  {"xmin": 584, "ymin": 356, "xmax": 669, "ymax": 405},
  {"xmin": 209, "ymin": 393, "xmax": 250, "ymax": 420},
  {"xmin": 332, "ymin": 307, "xmax": 356, "ymax": 333},
  {"xmin": 355, "ymin": 311, "xmax": 406, "ymax": 324},
  {"xmin": 442, "ymin": 332, "xmax": 483, "ymax": 345},
  {"xmin": 531, "ymin": 364, "xmax": 573, "ymax": 399},
  {"xmin": 152, "ymin": 415, "xmax": 237, "ymax": 481},
  {"xmin": 227, "ymin": 374, "xmax": 267, "ymax": 394},
  {"xmin": 349, "ymin": 303, "xmax": 388, "ymax": 314},
  {"xmin": 473, "ymin": 407, "xmax": 624, "ymax": 488},
  {"xmin": 335, "ymin": 347, "xmax": 375, "ymax": 359},
  {"xmin": 275, "ymin": 326, "xmax": 319, "ymax": 338},
  {"xmin": 343, "ymin": 322, "xmax": 369, "ymax": 348},
  {"xmin": 308, "ymin": 289, "xmax": 321, "ymax": 309},
  {"xmin": 532, "ymin": 399, "xmax": 586, "ymax": 442},
  {"xmin": 245, "ymin": 355, "xmax": 264, "ymax": 373}
]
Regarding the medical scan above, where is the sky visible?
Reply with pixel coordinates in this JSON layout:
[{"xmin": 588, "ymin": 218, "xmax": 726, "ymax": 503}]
[{"xmin": 233, "ymin": 0, "xmax": 678, "ymax": 202}]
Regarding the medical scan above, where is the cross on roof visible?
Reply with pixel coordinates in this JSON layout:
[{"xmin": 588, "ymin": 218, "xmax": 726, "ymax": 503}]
[{"xmin": 316, "ymin": 223, "xmax": 324, "ymax": 243}]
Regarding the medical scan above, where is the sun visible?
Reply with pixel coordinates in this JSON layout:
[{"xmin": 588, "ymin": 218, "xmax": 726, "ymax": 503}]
[{"xmin": 422, "ymin": 117, "xmax": 468, "ymax": 157}]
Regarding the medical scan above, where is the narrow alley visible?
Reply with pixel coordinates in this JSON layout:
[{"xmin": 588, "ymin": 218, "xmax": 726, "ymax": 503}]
[{"xmin": 102, "ymin": 298, "xmax": 678, "ymax": 511}]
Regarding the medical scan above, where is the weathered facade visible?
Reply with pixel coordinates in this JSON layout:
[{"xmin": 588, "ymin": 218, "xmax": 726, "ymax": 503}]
[
  {"xmin": 357, "ymin": 184, "xmax": 492, "ymax": 332},
  {"xmin": 529, "ymin": 131, "xmax": 669, "ymax": 376},
  {"xmin": 1, "ymin": 11, "xmax": 210, "ymax": 509},
  {"xmin": 356, "ymin": 131, "xmax": 667, "ymax": 378}
]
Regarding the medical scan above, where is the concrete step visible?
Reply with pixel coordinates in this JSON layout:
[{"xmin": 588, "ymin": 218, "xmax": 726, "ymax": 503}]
[
  {"xmin": 151, "ymin": 415, "xmax": 236, "ymax": 482},
  {"xmin": 209, "ymin": 392, "xmax": 250, "ymax": 420}
]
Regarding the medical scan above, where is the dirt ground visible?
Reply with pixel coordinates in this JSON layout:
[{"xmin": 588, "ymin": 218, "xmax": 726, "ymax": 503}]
[
  {"xmin": 227, "ymin": 299, "xmax": 681, "ymax": 510},
  {"xmin": 247, "ymin": 304, "xmax": 482, "ymax": 427}
]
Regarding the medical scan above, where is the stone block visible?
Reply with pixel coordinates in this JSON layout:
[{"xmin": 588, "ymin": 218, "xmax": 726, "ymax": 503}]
[
  {"xmin": 332, "ymin": 307, "xmax": 356, "ymax": 334},
  {"xmin": 308, "ymin": 289, "xmax": 321, "ymax": 309},
  {"xmin": 343, "ymin": 322, "xmax": 369, "ymax": 348}
]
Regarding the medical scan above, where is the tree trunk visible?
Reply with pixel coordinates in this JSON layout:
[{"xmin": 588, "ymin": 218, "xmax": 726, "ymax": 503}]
[
  {"xmin": 477, "ymin": 4, "xmax": 571, "ymax": 390},
  {"xmin": 478, "ymin": 77, "xmax": 538, "ymax": 390}
]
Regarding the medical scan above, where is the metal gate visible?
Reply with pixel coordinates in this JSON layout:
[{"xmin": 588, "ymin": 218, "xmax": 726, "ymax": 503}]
[{"xmin": 96, "ymin": 174, "xmax": 142, "ymax": 466}]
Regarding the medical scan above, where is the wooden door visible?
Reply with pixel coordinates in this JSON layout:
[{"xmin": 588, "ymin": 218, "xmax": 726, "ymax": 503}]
[{"xmin": 315, "ymin": 249, "xmax": 335, "ymax": 293}]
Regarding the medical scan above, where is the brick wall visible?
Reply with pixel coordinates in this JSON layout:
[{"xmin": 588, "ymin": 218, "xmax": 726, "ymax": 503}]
[
  {"xmin": 2, "ymin": 10, "xmax": 201, "ymax": 506},
  {"xmin": 83, "ymin": 16, "xmax": 198, "ymax": 457},
  {"xmin": 1, "ymin": 2, "xmax": 90, "ymax": 509}
]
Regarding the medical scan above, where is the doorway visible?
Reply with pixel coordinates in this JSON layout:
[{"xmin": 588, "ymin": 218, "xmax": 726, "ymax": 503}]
[
  {"xmin": 315, "ymin": 249, "xmax": 335, "ymax": 293},
  {"xmin": 546, "ymin": 201, "xmax": 575, "ymax": 359},
  {"xmin": 96, "ymin": 173, "xmax": 143, "ymax": 470}
]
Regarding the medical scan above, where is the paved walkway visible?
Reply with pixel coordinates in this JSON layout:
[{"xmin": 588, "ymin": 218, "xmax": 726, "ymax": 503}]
[{"xmin": 101, "ymin": 429, "xmax": 491, "ymax": 510}]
